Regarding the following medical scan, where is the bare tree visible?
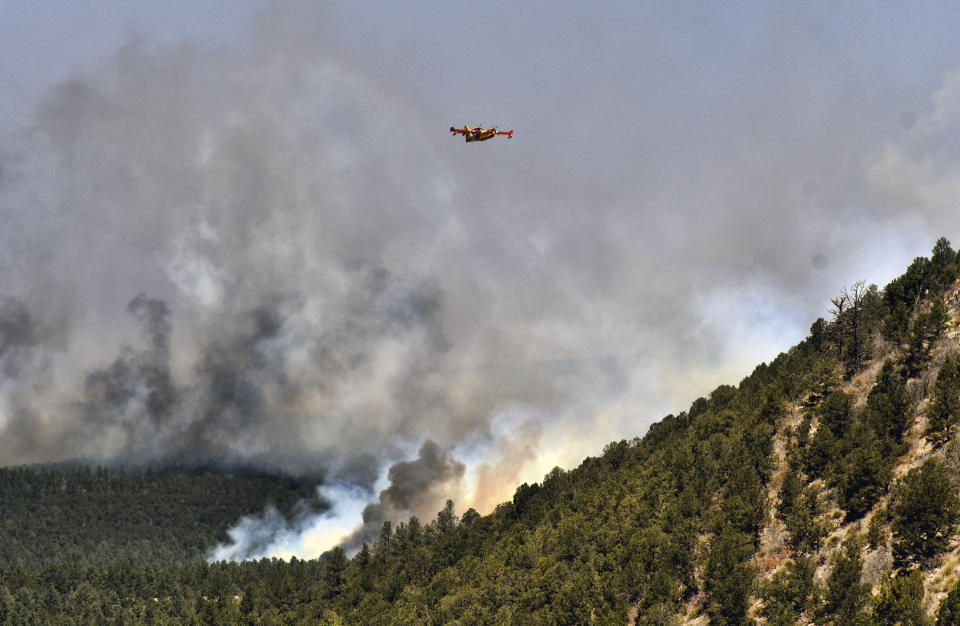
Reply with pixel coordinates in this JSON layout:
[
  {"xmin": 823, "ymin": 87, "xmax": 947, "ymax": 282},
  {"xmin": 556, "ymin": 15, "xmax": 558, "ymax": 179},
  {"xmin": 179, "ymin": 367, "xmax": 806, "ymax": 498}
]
[
  {"xmin": 847, "ymin": 281, "xmax": 869, "ymax": 374},
  {"xmin": 829, "ymin": 291, "xmax": 848, "ymax": 361},
  {"xmin": 830, "ymin": 281, "xmax": 869, "ymax": 377}
]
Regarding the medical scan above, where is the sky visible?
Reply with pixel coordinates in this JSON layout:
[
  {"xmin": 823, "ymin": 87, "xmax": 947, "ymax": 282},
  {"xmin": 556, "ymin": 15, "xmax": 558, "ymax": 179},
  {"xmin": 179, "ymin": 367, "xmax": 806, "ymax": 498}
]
[{"xmin": 2, "ymin": 1, "xmax": 960, "ymax": 557}]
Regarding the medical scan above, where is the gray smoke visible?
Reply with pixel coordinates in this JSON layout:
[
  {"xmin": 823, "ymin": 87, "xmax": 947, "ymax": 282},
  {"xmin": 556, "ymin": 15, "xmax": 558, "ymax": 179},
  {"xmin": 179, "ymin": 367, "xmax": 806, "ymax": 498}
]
[
  {"xmin": 213, "ymin": 439, "xmax": 466, "ymax": 560},
  {"xmin": 81, "ymin": 294, "xmax": 177, "ymax": 430},
  {"xmin": 0, "ymin": 297, "xmax": 38, "ymax": 379},
  {"xmin": 348, "ymin": 440, "xmax": 466, "ymax": 549},
  {"xmin": 3, "ymin": 2, "xmax": 960, "ymax": 555}
]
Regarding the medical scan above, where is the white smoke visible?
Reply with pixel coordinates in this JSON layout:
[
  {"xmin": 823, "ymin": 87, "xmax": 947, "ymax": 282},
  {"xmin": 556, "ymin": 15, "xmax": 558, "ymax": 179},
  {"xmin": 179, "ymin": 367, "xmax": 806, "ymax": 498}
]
[{"xmin": 209, "ymin": 482, "xmax": 376, "ymax": 561}]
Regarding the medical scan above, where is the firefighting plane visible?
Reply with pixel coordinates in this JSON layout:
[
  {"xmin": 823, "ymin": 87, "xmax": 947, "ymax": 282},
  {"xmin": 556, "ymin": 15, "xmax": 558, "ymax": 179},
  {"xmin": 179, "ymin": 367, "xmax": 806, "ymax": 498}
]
[{"xmin": 450, "ymin": 124, "xmax": 514, "ymax": 142}]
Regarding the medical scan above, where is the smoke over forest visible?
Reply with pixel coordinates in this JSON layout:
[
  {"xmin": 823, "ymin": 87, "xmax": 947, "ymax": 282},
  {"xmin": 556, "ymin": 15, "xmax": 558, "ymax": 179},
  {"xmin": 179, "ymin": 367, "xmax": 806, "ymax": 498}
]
[
  {"xmin": 0, "ymin": 8, "xmax": 635, "ymax": 555},
  {"xmin": 2, "ymin": 2, "xmax": 960, "ymax": 557}
]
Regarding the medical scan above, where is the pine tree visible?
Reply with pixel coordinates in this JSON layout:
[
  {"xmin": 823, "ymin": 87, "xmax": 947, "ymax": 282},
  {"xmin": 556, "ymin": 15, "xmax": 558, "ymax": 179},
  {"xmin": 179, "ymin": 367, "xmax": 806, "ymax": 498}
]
[
  {"xmin": 704, "ymin": 528, "xmax": 754, "ymax": 625},
  {"xmin": 927, "ymin": 356, "xmax": 960, "ymax": 447},
  {"xmin": 931, "ymin": 237, "xmax": 957, "ymax": 291},
  {"xmin": 874, "ymin": 570, "xmax": 926, "ymax": 625},
  {"xmin": 821, "ymin": 391, "xmax": 854, "ymax": 438},
  {"xmin": 322, "ymin": 547, "xmax": 348, "ymax": 599},
  {"xmin": 837, "ymin": 423, "xmax": 894, "ymax": 520},
  {"xmin": 821, "ymin": 537, "xmax": 869, "ymax": 623},
  {"xmin": 761, "ymin": 556, "xmax": 817, "ymax": 624},
  {"xmin": 866, "ymin": 359, "xmax": 913, "ymax": 453},
  {"xmin": 891, "ymin": 459, "xmax": 960, "ymax": 565},
  {"xmin": 938, "ymin": 577, "xmax": 960, "ymax": 625},
  {"xmin": 905, "ymin": 298, "xmax": 948, "ymax": 378}
]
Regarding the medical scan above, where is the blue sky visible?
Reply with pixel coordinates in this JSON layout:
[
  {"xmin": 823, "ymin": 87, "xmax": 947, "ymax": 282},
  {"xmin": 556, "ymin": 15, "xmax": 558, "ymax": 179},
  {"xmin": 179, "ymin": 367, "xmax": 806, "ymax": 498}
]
[{"xmin": 3, "ymin": 1, "xmax": 960, "ymax": 555}]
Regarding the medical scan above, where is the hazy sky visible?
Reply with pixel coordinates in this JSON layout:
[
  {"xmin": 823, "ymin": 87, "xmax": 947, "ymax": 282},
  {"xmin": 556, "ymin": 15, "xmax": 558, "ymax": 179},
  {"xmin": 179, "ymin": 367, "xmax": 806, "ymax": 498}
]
[{"xmin": 3, "ymin": 1, "xmax": 960, "ymax": 556}]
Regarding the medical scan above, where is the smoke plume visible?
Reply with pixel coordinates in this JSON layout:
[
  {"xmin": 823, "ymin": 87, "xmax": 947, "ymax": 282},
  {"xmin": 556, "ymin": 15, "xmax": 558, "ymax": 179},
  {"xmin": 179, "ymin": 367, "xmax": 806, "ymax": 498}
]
[
  {"xmin": 345, "ymin": 440, "xmax": 465, "ymax": 549},
  {"xmin": 4, "ymin": 2, "xmax": 960, "ymax": 558}
]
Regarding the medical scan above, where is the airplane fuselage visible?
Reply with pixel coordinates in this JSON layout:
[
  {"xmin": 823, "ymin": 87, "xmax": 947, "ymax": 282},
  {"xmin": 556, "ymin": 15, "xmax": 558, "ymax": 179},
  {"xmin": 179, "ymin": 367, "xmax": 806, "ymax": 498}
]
[{"xmin": 450, "ymin": 126, "xmax": 513, "ymax": 142}]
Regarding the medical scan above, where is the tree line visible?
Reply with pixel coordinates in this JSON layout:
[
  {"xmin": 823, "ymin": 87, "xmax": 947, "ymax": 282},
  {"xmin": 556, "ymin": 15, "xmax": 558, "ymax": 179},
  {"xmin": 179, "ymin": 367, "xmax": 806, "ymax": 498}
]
[{"xmin": 3, "ymin": 237, "xmax": 960, "ymax": 623}]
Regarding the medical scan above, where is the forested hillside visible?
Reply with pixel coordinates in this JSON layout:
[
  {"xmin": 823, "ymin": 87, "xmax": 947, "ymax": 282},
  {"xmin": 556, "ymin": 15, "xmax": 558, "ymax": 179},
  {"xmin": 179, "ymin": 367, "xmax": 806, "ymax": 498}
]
[
  {"xmin": 0, "ymin": 466, "xmax": 322, "ymax": 568},
  {"xmin": 5, "ymin": 238, "xmax": 960, "ymax": 624}
]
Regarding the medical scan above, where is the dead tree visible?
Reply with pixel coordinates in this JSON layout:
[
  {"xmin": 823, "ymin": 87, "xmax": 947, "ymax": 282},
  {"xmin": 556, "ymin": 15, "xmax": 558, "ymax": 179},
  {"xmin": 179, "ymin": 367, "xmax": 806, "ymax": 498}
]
[{"xmin": 831, "ymin": 281, "xmax": 869, "ymax": 377}]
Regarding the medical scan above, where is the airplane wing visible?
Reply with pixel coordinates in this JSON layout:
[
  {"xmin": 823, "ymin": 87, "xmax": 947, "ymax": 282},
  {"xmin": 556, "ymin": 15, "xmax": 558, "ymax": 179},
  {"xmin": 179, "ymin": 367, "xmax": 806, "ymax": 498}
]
[{"xmin": 450, "ymin": 125, "xmax": 512, "ymax": 140}]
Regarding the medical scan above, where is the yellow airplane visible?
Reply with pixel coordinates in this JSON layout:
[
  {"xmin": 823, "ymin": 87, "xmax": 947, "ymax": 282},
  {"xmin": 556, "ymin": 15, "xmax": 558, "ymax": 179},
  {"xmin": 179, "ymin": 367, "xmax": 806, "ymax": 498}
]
[{"xmin": 450, "ymin": 124, "xmax": 514, "ymax": 142}]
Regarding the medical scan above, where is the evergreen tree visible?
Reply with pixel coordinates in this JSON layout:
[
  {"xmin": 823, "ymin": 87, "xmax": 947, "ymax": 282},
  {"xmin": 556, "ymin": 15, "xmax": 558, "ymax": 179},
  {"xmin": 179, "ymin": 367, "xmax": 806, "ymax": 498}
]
[
  {"xmin": 821, "ymin": 391, "xmax": 855, "ymax": 438},
  {"xmin": 866, "ymin": 359, "xmax": 914, "ymax": 454},
  {"xmin": 776, "ymin": 467, "xmax": 801, "ymax": 523},
  {"xmin": 761, "ymin": 556, "xmax": 817, "ymax": 625},
  {"xmin": 938, "ymin": 576, "xmax": 960, "ymax": 626},
  {"xmin": 704, "ymin": 528, "xmax": 754, "ymax": 625},
  {"xmin": 905, "ymin": 298, "xmax": 948, "ymax": 378},
  {"xmin": 874, "ymin": 570, "xmax": 926, "ymax": 626},
  {"xmin": 891, "ymin": 459, "xmax": 960, "ymax": 565},
  {"xmin": 239, "ymin": 582, "xmax": 258, "ymax": 617},
  {"xmin": 837, "ymin": 423, "xmax": 894, "ymax": 520},
  {"xmin": 804, "ymin": 423, "xmax": 839, "ymax": 480},
  {"xmin": 927, "ymin": 356, "xmax": 960, "ymax": 447},
  {"xmin": 322, "ymin": 547, "xmax": 348, "ymax": 599},
  {"xmin": 436, "ymin": 499, "xmax": 457, "ymax": 535},
  {"xmin": 883, "ymin": 256, "xmax": 933, "ymax": 343},
  {"xmin": 931, "ymin": 237, "xmax": 957, "ymax": 292},
  {"xmin": 810, "ymin": 317, "xmax": 829, "ymax": 353},
  {"xmin": 785, "ymin": 486, "xmax": 827, "ymax": 553},
  {"xmin": 821, "ymin": 537, "xmax": 870, "ymax": 624}
]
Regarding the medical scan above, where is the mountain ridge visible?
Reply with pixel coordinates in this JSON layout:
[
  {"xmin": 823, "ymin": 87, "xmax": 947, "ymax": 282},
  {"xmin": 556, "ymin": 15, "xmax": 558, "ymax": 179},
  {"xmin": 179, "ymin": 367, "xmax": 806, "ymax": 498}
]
[{"xmin": 3, "ymin": 237, "xmax": 960, "ymax": 624}]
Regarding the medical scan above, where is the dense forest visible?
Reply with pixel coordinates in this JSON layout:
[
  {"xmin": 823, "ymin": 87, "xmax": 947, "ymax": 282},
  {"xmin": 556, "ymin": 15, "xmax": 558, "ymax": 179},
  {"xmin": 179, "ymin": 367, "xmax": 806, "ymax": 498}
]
[
  {"xmin": 4, "ymin": 238, "xmax": 960, "ymax": 624},
  {"xmin": 0, "ymin": 466, "xmax": 323, "ymax": 568}
]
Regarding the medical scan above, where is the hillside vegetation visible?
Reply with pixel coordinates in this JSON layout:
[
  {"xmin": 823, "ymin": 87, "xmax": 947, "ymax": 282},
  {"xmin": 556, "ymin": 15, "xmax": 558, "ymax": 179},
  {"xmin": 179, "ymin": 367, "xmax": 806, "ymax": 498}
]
[
  {"xmin": 0, "ymin": 466, "xmax": 323, "ymax": 568},
  {"xmin": 4, "ymin": 238, "xmax": 960, "ymax": 624}
]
